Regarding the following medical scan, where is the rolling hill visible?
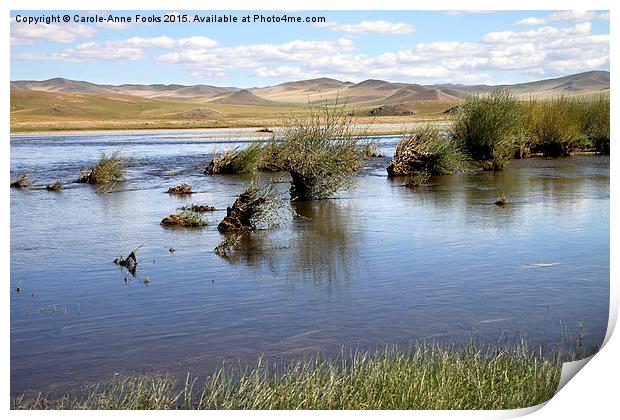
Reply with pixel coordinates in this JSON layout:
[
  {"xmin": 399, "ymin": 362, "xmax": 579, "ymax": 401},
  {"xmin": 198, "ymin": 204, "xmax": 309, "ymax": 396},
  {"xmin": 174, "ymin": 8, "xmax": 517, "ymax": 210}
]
[{"xmin": 10, "ymin": 71, "xmax": 610, "ymax": 131}]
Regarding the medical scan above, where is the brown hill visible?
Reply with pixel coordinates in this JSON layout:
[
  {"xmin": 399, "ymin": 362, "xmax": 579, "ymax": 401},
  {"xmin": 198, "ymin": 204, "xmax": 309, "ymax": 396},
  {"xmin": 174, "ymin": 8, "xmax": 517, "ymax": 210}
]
[{"xmin": 208, "ymin": 89, "xmax": 279, "ymax": 106}]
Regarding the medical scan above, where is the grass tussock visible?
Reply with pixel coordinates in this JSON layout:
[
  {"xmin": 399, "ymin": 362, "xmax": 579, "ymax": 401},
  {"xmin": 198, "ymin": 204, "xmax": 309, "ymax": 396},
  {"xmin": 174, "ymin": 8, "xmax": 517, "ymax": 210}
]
[
  {"xmin": 389, "ymin": 125, "xmax": 466, "ymax": 177},
  {"xmin": 452, "ymin": 90, "xmax": 528, "ymax": 170},
  {"xmin": 363, "ymin": 140, "xmax": 385, "ymax": 158},
  {"xmin": 218, "ymin": 179, "xmax": 286, "ymax": 232},
  {"xmin": 46, "ymin": 181, "xmax": 64, "ymax": 191},
  {"xmin": 167, "ymin": 183, "xmax": 193, "ymax": 195},
  {"xmin": 179, "ymin": 203, "xmax": 215, "ymax": 212},
  {"xmin": 12, "ymin": 344, "xmax": 561, "ymax": 410},
  {"xmin": 206, "ymin": 142, "xmax": 265, "ymax": 175},
  {"xmin": 278, "ymin": 102, "xmax": 365, "ymax": 200},
  {"xmin": 10, "ymin": 174, "xmax": 32, "ymax": 188},
  {"xmin": 160, "ymin": 210, "xmax": 207, "ymax": 227},
  {"xmin": 79, "ymin": 151, "xmax": 130, "ymax": 184}
]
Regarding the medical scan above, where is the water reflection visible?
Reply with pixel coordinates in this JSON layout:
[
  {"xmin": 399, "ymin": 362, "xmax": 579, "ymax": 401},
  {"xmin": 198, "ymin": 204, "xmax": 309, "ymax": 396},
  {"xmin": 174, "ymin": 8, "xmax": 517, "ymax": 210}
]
[{"xmin": 224, "ymin": 200, "xmax": 362, "ymax": 287}]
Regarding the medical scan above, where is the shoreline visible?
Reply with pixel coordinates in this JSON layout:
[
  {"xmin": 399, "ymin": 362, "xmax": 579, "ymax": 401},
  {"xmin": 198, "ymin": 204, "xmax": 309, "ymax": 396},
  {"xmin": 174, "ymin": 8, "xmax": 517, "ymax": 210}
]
[{"xmin": 9, "ymin": 117, "xmax": 453, "ymax": 137}]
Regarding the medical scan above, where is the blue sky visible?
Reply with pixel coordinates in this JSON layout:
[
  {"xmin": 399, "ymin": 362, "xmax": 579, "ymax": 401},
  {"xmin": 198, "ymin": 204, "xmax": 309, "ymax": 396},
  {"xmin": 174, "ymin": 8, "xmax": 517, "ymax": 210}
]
[{"xmin": 10, "ymin": 10, "xmax": 610, "ymax": 87}]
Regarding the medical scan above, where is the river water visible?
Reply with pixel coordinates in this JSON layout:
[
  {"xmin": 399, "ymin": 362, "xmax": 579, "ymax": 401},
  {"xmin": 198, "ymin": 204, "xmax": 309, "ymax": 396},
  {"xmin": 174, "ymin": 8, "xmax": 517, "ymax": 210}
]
[{"xmin": 10, "ymin": 129, "xmax": 609, "ymax": 396}]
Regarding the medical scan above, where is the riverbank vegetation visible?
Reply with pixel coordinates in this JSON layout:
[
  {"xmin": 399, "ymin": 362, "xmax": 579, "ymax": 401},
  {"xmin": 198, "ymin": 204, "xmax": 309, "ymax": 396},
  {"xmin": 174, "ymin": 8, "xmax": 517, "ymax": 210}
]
[
  {"xmin": 388, "ymin": 92, "xmax": 610, "ymax": 182},
  {"xmin": 12, "ymin": 343, "xmax": 561, "ymax": 410}
]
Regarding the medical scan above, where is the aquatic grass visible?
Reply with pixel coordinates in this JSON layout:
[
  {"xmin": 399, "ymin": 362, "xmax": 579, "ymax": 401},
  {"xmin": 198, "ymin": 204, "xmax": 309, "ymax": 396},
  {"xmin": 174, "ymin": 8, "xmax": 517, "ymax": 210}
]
[
  {"xmin": 160, "ymin": 210, "xmax": 207, "ymax": 227},
  {"xmin": 78, "ymin": 151, "xmax": 130, "ymax": 184},
  {"xmin": 218, "ymin": 178, "xmax": 287, "ymax": 232},
  {"xmin": 206, "ymin": 142, "xmax": 265, "ymax": 174},
  {"xmin": 526, "ymin": 97, "xmax": 590, "ymax": 157},
  {"xmin": 279, "ymin": 101, "xmax": 366, "ymax": 200},
  {"xmin": 214, "ymin": 233, "xmax": 244, "ymax": 258},
  {"xmin": 452, "ymin": 90, "xmax": 527, "ymax": 170},
  {"xmin": 10, "ymin": 174, "xmax": 32, "ymax": 188},
  {"xmin": 258, "ymin": 138, "xmax": 288, "ymax": 171},
  {"xmin": 363, "ymin": 140, "xmax": 385, "ymax": 158},
  {"xmin": 46, "ymin": 181, "xmax": 64, "ymax": 191},
  {"xmin": 577, "ymin": 95, "xmax": 610, "ymax": 154},
  {"xmin": 179, "ymin": 203, "xmax": 216, "ymax": 212},
  {"xmin": 389, "ymin": 125, "xmax": 466, "ymax": 177},
  {"xmin": 12, "ymin": 343, "xmax": 561, "ymax": 410}
]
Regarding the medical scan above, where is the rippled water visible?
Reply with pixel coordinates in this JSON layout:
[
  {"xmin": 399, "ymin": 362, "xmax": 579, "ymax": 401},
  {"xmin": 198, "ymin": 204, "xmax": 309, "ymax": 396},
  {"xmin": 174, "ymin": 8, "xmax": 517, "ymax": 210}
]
[{"xmin": 10, "ymin": 129, "xmax": 609, "ymax": 396}]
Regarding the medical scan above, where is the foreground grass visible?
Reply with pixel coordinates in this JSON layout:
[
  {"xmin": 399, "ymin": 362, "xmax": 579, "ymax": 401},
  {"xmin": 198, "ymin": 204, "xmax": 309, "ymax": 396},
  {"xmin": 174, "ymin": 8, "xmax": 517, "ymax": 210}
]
[{"xmin": 13, "ymin": 344, "xmax": 561, "ymax": 410}]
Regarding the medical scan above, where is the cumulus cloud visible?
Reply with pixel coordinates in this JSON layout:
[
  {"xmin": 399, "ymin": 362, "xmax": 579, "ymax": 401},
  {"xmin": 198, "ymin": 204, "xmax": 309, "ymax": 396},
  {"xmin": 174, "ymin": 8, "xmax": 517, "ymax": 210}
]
[
  {"xmin": 11, "ymin": 18, "xmax": 609, "ymax": 85},
  {"xmin": 10, "ymin": 20, "xmax": 96, "ymax": 45},
  {"xmin": 317, "ymin": 20, "xmax": 416, "ymax": 35},
  {"xmin": 16, "ymin": 42, "xmax": 144, "ymax": 62},
  {"xmin": 514, "ymin": 10, "xmax": 609, "ymax": 26},
  {"xmin": 13, "ymin": 35, "xmax": 219, "ymax": 62},
  {"xmin": 155, "ymin": 21, "xmax": 607, "ymax": 84}
]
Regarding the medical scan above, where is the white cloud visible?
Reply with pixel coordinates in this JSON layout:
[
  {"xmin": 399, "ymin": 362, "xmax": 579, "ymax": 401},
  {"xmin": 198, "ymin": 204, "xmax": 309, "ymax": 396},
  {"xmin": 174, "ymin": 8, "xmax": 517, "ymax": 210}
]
[
  {"xmin": 16, "ymin": 42, "xmax": 144, "ymax": 62},
  {"xmin": 514, "ymin": 10, "xmax": 609, "ymax": 26},
  {"xmin": 11, "ymin": 19, "xmax": 609, "ymax": 85},
  {"xmin": 317, "ymin": 20, "xmax": 416, "ymax": 35},
  {"xmin": 13, "ymin": 35, "xmax": 219, "ymax": 63},
  {"xmin": 10, "ymin": 20, "xmax": 96, "ymax": 45}
]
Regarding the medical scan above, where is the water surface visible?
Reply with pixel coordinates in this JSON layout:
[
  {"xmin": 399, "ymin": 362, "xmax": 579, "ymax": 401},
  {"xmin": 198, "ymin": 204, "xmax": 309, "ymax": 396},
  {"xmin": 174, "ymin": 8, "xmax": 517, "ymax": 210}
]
[{"xmin": 10, "ymin": 130, "xmax": 609, "ymax": 395}]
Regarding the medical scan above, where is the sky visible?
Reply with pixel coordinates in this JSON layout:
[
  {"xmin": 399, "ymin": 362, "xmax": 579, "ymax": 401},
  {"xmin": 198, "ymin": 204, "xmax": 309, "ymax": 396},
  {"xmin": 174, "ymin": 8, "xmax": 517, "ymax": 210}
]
[{"xmin": 10, "ymin": 10, "xmax": 610, "ymax": 88}]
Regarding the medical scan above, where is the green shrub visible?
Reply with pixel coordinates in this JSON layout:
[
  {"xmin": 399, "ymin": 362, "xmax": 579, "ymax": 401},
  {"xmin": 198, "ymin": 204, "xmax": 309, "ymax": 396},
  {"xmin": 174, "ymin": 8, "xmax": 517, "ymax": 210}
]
[
  {"xmin": 258, "ymin": 139, "xmax": 288, "ymax": 171},
  {"xmin": 452, "ymin": 90, "xmax": 527, "ymax": 170},
  {"xmin": 280, "ymin": 103, "xmax": 365, "ymax": 200}
]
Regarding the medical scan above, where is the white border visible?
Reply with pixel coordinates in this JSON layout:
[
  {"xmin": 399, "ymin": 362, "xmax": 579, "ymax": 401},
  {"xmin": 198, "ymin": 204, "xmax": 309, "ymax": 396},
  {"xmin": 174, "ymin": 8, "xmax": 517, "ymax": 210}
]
[{"xmin": 3, "ymin": 1, "xmax": 617, "ymax": 419}]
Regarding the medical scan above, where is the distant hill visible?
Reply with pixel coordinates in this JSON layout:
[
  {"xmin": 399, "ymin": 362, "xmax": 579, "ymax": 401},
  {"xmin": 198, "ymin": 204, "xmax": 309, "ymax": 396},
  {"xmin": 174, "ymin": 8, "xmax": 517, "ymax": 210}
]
[
  {"xmin": 208, "ymin": 89, "xmax": 279, "ymax": 105},
  {"xmin": 10, "ymin": 70, "xmax": 610, "ymax": 127},
  {"xmin": 10, "ymin": 78, "xmax": 234, "ymax": 99},
  {"xmin": 430, "ymin": 71, "xmax": 610, "ymax": 99}
]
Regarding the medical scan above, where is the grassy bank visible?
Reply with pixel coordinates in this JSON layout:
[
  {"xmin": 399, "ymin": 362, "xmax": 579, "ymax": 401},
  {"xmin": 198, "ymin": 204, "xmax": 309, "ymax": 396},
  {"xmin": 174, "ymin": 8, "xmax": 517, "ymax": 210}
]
[{"xmin": 13, "ymin": 343, "xmax": 561, "ymax": 410}]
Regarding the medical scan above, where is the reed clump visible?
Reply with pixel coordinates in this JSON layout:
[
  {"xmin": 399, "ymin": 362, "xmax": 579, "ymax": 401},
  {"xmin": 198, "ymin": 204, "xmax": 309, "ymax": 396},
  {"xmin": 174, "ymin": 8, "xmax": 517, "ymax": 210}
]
[
  {"xmin": 577, "ymin": 95, "xmax": 610, "ymax": 155},
  {"xmin": 205, "ymin": 142, "xmax": 265, "ymax": 175},
  {"xmin": 46, "ymin": 181, "xmax": 64, "ymax": 191},
  {"xmin": 389, "ymin": 125, "xmax": 466, "ymax": 177},
  {"xmin": 78, "ymin": 151, "xmax": 130, "ymax": 184},
  {"xmin": 526, "ymin": 97, "xmax": 590, "ymax": 157},
  {"xmin": 12, "ymin": 343, "xmax": 561, "ymax": 410},
  {"xmin": 452, "ymin": 90, "xmax": 527, "ymax": 170},
  {"xmin": 278, "ymin": 102, "xmax": 365, "ymax": 200},
  {"xmin": 218, "ymin": 179, "xmax": 286, "ymax": 232}
]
